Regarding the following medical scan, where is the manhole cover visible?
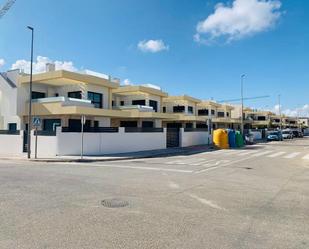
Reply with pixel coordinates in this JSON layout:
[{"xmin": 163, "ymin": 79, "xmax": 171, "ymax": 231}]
[{"xmin": 101, "ymin": 198, "xmax": 129, "ymax": 208}]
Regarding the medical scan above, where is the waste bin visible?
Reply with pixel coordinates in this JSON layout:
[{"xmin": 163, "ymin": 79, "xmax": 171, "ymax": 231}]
[
  {"xmin": 235, "ymin": 131, "xmax": 244, "ymax": 147},
  {"xmin": 227, "ymin": 129, "xmax": 236, "ymax": 148},
  {"xmin": 213, "ymin": 129, "xmax": 229, "ymax": 149}
]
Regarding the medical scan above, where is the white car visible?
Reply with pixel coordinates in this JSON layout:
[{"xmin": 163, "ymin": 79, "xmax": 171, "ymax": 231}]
[{"xmin": 282, "ymin": 130, "xmax": 293, "ymax": 139}]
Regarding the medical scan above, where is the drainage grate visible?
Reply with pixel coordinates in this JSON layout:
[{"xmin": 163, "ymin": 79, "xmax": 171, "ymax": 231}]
[{"xmin": 101, "ymin": 198, "xmax": 129, "ymax": 208}]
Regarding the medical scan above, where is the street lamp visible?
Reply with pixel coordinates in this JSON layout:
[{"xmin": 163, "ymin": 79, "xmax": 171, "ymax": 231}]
[
  {"xmin": 278, "ymin": 94, "xmax": 282, "ymax": 130},
  {"xmin": 27, "ymin": 26, "xmax": 34, "ymax": 159},
  {"xmin": 240, "ymin": 74, "xmax": 245, "ymax": 136}
]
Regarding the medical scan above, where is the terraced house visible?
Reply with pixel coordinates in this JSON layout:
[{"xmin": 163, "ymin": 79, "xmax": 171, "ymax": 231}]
[{"xmin": 0, "ymin": 65, "xmax": 305, "ymax": 156}]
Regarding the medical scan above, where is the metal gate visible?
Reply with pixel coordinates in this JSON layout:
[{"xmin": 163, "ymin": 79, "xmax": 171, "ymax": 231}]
[{"xmin": 166, "ymin": 128, "xmax": 180, "ymax": 148}]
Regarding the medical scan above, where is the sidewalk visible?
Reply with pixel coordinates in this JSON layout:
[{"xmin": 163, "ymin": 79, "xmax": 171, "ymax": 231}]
[{"xmin": 0, "ymin": 145, "xmax": 215, "ymax": 163}]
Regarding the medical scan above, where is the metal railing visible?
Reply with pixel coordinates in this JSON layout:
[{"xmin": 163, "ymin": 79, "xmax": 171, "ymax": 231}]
[
  {"xmin": 34, "ymin": 130, "xmax": 56, "ymax": 136},
  {"xmin": 124, "ymin": 127, "xmax": 164, "ymax": 133},
  {"xmin": 62, "ymin": 127, "xmax": 119, "ymax": 133},
  {"xmin": 184, "ymin": 128, "xmax": 208, "ymax": 132},
  {"xmin": 0, "ymin": 130, "xmax": 20, "ymax": 135}
]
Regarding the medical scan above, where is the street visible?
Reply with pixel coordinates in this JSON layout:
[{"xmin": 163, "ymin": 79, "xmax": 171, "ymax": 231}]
[{"xmin": 1, "ymin": 138, "xmax": 309, "ymax": 249}]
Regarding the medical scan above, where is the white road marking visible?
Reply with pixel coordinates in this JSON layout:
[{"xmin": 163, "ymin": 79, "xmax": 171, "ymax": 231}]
[
  {"xmin": 302, "ymin": 154, "xmax": 309, "ymax": 160},
  {"xmin": 251, "ymin": 150, "xmax": 274, "ymax": 157},
  {"xmin": 70, "ymin": 163, "xmax": 193, "ymax": 173},
  {"xmin": 168, "ymin": 181, "xmax": 180, "ymax": 189},
  {"xmin": 236, "ymin": 150, "xmax": 259, "ymax": 156},
  {"xmin": 283, "ymin": 152, "xmax": 301, "ymax": 159},
  {"xmin": 267, "ymin": 151, "xmax": 286, "ymax": 158},
  {"xmin": 187, "ymin": 193, "xmax": 226, "ymax": 211}
]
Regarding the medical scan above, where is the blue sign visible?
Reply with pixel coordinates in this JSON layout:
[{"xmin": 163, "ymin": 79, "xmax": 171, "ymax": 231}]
[{"xmin": 32, "ymin": 117, "xmax": 41, "ymax": 127}]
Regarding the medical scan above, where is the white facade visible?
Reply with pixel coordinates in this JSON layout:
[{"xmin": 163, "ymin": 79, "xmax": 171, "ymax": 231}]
[{"xmin": 0, "ymin": 70, "xmax": 20, "ymax": 129}]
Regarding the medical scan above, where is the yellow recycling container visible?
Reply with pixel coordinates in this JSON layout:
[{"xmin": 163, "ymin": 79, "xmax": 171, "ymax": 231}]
[{"xmin": 213, "ymin": 129, "xmax": 229, "ymax": 149}]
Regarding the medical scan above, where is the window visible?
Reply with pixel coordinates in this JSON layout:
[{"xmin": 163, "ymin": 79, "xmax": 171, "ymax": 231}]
[
  {"xmin": 257, "ymin": 116, "xmax": 266, "ymax": 121},
  {"xmin": 163, "ymin": 107, "xmax": 166, "ymax": 113},
  {"xmin": 8, "ymin": 123, "xmax": 17, "ymax": 131},
  {"xmin": 226, "ymin": 112, "xmax": 230, "ymax": 117},
  {"xmin": 32, "ymin": 91, "xmax": 46, "ymax": 99},
  {"xmin": 198, "ymin": 109, "xmax": 209, "ymax": 116},
  {"xmin": 173, "ymin": 106, "xmax": 185, "ymax": 113},
  {"xmin": 132, "ymin": 100, "xmax": 146, "ymax": 106},
  {"xmin": 120, "ymin": 101, "xmax": 124, "ymax": 106},
  {"xmin": 88, "ymin": 91, "xmax": 103, "ymax": 108},
  {"xmin": 68, "ymin": 119, "xmax": 90, "ymax": 131},
  {"xmin": 149, "ymin": 100, "xmax": 158, "ymax": 112},
  {"xmin": 120, "ymin": 121, "xmax": 138, "ymax": 127},
  {"xmin": 94, "ymin": 121, "xmax": 99, "ymax": 128},
  {"xmin": 142, "ymin": 121, "xmax": 154, "ymax": 128},
  {"xmin": 43, "ymin": 119, "xmax": 61, "ymax": 131},
  {"xmin": 68, "ymin": 91, "xmax": 82, "ymax": 99},
  {"xmin": 55, "ymin": 93, "xmax": 59, "ymax": 97},
  {"xmin": 211, "ymin": 109, "xmax": 215, "ymax": 115},
  {"xmin": 217, "ymin": 112, "xmax": 225, "ymax": 117},
  {"xmin": 196, "ymin": 123, "xmax": 207, "ymax": 128},
  {"xmin": 112, "ymin": 100, "xmax": 115, "ymax": 107},
  {"xmin": 188, "ymin": 106, "xmax": 194, "ymax": 114},
  {"xmin": 185, "ymin": 123, "xmax": 193, "ymax": 128}
]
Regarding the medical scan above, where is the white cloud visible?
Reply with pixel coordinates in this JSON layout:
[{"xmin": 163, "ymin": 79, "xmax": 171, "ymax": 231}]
[
  {"xmin": 273, "ymin": 104, "xmax": 309, "ymax": 117},
  {"xmin": 123, "ymin": 79, "xmax": 133, "ymax": 86},
  {"xmin": 11, "ymin": 56, "xmax": 77, "ymax": 74},
  {"xmin": 195, "ymin": 0, "xmax": 282, "ymax": 44},
  {"xmin": 137, "ymin": 39, "xmax": 169, "ymax": 53},
  {"xmin": 0, "ymin": 58, "xmax": 5, "ymax": 67}
]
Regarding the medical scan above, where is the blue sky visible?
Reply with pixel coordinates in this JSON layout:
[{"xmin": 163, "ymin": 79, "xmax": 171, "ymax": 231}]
[{"xmin": 0, "ymin": 0, "xmax": 308, "ymax": 115}]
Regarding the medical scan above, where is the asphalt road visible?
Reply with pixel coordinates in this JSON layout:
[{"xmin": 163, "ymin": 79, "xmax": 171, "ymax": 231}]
[{"xmin": 1, "ymin": 138, "xmax": 309, "ymax": 249}]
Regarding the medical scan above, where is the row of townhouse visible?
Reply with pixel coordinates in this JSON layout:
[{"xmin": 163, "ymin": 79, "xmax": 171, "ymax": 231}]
[
  {"xmin": 0, "ymin": 65, "xmax": 242, "ymax": 133},
  {"xmin": 236, "ymin": 107, "xmax": 306, "ymax": 130},
  {"xmin": 0, "ymin": 65, "xmax": 307, "ymax": 134}
]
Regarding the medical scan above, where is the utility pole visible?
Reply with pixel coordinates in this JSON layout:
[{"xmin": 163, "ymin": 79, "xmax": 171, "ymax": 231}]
[
  {"xmin": 240, "ymin": 74, "xmax": 245, "ymax": 135},
  {"xmin": 278, "ymin": 94, "xmax": 282, "ymax": 130},
  {"xmin": 27, "ymin": 26, "xmax": 34, "ymax": 159}
]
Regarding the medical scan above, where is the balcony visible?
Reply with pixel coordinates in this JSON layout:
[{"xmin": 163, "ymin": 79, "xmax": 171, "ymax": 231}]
[
  {"xmin": 114, "ymin": 105, "xmax": 155, "ymax": 112},
  {"xmin": 31, "ymin": 96, "xmax": 94, "ymax": 108}
]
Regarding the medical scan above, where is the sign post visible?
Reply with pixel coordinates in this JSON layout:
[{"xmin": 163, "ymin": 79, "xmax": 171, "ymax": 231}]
[
  {"xmin": 32, "ymin": 117, "xmax": 41, "ymax": 159},
  {"xmin": 81, "ymin": 115, "xmax": 86, "ymax": 160}
]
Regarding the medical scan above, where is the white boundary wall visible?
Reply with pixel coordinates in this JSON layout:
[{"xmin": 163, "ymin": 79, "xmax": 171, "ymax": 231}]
[
  {"xmin": 57, "ymin": 127, "xmax": 166, "ymax": 156},
  {"xmin": 27, "ymin": 127, "xmax": 166, "ymax": 157},
  {"xmin": 31, "ymin": 131, "xmax": 58, "ymax": 157},
  {"xmin": 180, "ymin": 128, "xmax": 211, "ymax": 147},
  {"xmin": 0, "ymin": 132, "xmax": 23, "ymax": 155}
]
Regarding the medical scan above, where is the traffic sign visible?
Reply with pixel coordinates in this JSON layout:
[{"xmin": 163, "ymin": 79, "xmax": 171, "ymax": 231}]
[{"xmin": 32, "ymin": 117, "xmax": 41, "ymax": 127}]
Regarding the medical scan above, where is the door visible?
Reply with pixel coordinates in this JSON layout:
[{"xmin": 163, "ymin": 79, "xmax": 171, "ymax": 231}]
[{"xmin": 166, "ymin": 128, "xmax": 180, "ymax": 148}]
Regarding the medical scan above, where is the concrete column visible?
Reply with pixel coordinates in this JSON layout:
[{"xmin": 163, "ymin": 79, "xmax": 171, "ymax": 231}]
[{"xmin": 154, "ymin": 119, "xmax": 162, "ymax": 128}]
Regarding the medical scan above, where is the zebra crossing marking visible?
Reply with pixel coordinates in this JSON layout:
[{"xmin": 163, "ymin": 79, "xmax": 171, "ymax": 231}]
[
  {"xmin": 250, "ymin": 150, "xmax": 274, "ymax": 157},
  {"xmin": 283, "ymin": 152, "xmax": 301, "ymax": 159},
  {"xmin": 267, "ymin": 151, "xmax": 286, "ymax": 158},
  {"xmin": 302, "ymin": 154, "xmax": 309, "ymax": 160}
]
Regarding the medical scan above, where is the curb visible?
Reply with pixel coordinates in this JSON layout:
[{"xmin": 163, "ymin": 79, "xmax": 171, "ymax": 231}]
[{"xmin": 1, "ymin": 146, "xmax": 215, "ymax": 163}]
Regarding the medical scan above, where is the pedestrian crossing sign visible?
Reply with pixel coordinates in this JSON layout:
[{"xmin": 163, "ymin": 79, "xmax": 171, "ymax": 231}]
[{"xmin": 32, "ymin": 117, "xmax": 41, "ymax": 127}]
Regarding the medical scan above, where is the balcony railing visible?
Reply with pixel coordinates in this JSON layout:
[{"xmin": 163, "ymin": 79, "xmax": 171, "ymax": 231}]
[
  {"xmin": 124, "ymin": 127, "xmax": 164, "ymax": 133},
  {"xmin": 62, "ymin": 127, "xmax": 119, "ymax": 133},
  {"xmin": 0, "ymin": 130, "xmax": 20, "ymax": 135}
]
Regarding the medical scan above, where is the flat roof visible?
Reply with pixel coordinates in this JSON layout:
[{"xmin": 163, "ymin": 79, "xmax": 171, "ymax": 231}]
[
  {"xmin": 18, "ymin": 70, "xmax": 119, "ymax": 89},
  {"xmin": 112, "ymin": 85, "xmax": 168, "ymax": 97},
  {"xmin": 163, "ymin": 95, "xmax": 201, "ymax": 103}
]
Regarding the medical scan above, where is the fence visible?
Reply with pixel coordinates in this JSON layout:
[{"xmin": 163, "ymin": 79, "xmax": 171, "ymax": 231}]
[
  {"xmin": 180, "ymin": 128, "xmax": 211, "ymax": 147},
  {"xmin": 0, "ymin": 130, "xmax": 23, "ymax": 155}
]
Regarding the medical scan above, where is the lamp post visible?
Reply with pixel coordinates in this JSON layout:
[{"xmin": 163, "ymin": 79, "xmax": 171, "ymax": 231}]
[
  {"xmin": 240, "ymin": 74, "xmax": 245, "ymax": 136},
  {"xmin": 278, "ymin": 94, "xmax": 282, "ymax": 130},
  {"xmin": 27, "ymin": 26, "xmax": 34, "ymax": 159}
]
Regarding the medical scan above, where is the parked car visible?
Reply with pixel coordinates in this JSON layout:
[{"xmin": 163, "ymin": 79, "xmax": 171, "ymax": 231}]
[
  {"xmin": 267, "ymin": 131, "xmax": 283, "ymax": 141},
  {"xmin": 292, "ymin": 130, "xmax": 303, "ymax": 138},
  {"xmin": 282, "ymin": 130, "xmax": 293, "ymax": 139},
  {"xmin": 245, "ymin": 133, "xmax": 254, "ymax": 145}
]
